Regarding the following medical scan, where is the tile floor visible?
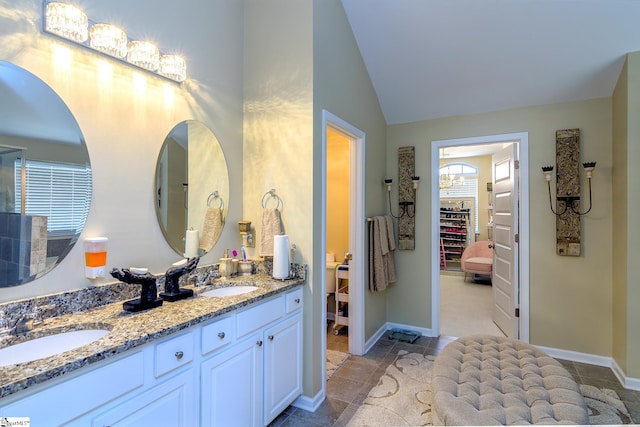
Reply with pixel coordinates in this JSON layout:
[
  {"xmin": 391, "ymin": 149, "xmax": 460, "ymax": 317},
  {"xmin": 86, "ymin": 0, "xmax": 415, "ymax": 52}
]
[{"xmin": 269, "ymin": 330, "xmax": 640, "ymax": 426}]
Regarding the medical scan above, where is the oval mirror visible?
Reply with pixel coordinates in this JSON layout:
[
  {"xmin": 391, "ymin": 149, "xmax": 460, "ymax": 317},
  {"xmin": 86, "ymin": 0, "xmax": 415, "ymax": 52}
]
[
  {"xmin": 155, "ymin": 120, "xmax": 229, "ymax": 256},
  {"xmin": 0, "ymin": 61, "xmax": 92, "ymax": 287}
]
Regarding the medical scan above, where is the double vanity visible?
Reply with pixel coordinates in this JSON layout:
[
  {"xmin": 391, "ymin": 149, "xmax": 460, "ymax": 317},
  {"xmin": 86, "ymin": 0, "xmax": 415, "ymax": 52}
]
[{"xmin": 0, "ymin": 267, "xmax": 305, "ymax": 426}]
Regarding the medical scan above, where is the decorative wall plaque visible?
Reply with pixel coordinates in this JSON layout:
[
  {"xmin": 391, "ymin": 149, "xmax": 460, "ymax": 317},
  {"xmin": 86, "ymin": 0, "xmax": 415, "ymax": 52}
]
[
  {"xmin": 555, "ymin": 129, "xmax": 581, "ymax": 256},
  {"xmin": 398, "ymin": 146, "xmax": 415, "ymax": 250}
]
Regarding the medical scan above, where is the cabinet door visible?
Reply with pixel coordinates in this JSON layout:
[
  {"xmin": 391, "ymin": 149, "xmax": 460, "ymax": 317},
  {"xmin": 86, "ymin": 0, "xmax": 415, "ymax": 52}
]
[
  {"xmin": 201, "ymin": 335, "xmax": 262, "ymax": 427},
  {"xmin": 91, "ymin": 369, "xmax": 195, "ymax": 427},
  {"xmin": 263, "ymin": 313, "xmax": 302, "ymax": 425}
]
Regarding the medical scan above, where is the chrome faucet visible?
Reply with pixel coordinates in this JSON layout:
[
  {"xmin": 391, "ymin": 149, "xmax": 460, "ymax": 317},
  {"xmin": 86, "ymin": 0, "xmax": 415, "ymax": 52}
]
[{"xmin": 4, "ymin": 304, "xmax": 57, "ymax": 336}]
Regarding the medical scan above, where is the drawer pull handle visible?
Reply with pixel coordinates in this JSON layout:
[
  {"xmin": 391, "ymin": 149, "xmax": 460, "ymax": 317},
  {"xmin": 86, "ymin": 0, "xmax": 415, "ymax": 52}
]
[
  {"xmin": 257, "ymin": 340, "xmax": 263, "ymax": 347},
  {"xmin": 218, "ymin": 332, "xmax": 226, "ymax": 339},
  {"xmin": 175, "ymin": 351, "xmax": 184, "ymax": 360},
  {"xmin": 295, "ymin": 298, "xmax": 300, "ymax": 304},
  {"xmin": 268, "ymin": 335, "xmax": 274, "ymax": 341}
]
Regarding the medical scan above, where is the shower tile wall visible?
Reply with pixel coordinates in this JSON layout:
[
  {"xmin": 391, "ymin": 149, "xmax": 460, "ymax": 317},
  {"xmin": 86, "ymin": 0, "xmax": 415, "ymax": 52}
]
[{"xmin": 0, "ymin": 213, "xmax": 47, "ymax": 283}]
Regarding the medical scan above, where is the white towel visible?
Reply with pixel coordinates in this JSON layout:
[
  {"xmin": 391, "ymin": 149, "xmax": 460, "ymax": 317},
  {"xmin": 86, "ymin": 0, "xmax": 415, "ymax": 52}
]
[
  {"xmin": 199, "ymin": 207, "xmax": 223, "ymax": 253},
  {"xmin": 259, "ymin": 208, "xmax": 283, "ymax": 257}
]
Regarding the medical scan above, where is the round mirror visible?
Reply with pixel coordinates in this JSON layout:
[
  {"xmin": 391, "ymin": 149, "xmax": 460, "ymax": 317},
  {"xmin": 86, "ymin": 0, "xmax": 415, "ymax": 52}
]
[
  {"xmin": 155, "ymin": 120, "xmax": 229, "ymax": 256},
  {"xmin": 0, "ymin": 61, "xmax": 92, "ymax": 287}
]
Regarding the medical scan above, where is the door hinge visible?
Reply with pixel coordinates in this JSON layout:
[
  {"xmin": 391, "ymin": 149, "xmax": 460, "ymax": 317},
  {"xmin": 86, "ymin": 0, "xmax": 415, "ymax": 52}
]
[
  {"xmin": 514, "ymin": 160, "xmax": 520, "ymax": 169},
  {"xmin": 515, "ymin": 308, "xmax": 520, "ymax": 318},
  {"xmin": 515, "ymin": 233, "xmax": 519, "ymax": 243}
]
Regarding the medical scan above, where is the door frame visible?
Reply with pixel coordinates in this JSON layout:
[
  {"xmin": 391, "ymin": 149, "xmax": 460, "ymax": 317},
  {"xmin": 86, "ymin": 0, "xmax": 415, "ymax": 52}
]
[
  {"xmin": 321, "ymin": 110, "xmax": 366, "ymax": 362},
  {"xmin": 430, "ymin": 132, "xmax": 530, "ymax": 342}
]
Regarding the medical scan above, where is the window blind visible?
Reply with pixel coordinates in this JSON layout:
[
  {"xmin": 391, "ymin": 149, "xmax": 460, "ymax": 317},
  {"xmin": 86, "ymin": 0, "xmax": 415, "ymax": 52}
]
[{"xmin": 15, "ymin": 160, "xmax": 92, "ymax": 235}]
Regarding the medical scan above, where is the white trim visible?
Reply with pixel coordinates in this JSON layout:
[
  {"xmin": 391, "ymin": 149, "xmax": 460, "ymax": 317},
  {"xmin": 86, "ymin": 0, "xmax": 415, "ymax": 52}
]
[
  {"xmin": 612, "ymin": 359, "xmax": 640, "ymax": 391},
  {"xmin": 431, "ymin": 132, "xmax": 530, "ymax": 342},
  {"xmin": 538, "ymin": 345, "xmax": 640, "ymax": 391},
  {"xmin": 536, "ymin": 345, "xmax": 611, "ymax": 368},
  {"xmin": 322, "ymin": 110, "xmax": 366, "ymax": 360},
  {"xmin": 292, "ymin": 389, "xmax": 325, "ymax": 412}
]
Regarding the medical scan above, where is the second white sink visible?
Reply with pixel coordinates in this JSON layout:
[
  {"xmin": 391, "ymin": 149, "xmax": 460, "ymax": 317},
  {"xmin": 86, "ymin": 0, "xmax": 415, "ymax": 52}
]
[
  {"xmin": 201, "ymin": 286, "xmax": 259, "ymax": 298},
  {"xmin": 0, "ymin": 329, "xmax": 110, "ymax": 367}
]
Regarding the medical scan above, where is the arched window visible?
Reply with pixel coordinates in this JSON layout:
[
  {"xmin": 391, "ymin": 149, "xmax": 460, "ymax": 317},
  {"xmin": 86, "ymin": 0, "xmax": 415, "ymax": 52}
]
[{"xmin": 439, "ymin": 163, "xmax": 479, "ymax": 234}]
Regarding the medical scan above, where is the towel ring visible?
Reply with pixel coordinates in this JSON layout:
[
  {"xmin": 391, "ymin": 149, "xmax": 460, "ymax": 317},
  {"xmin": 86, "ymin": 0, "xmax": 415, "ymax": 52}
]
[
  {"xmin": 207, "ymin": 191, "xmax": 224, "ymax": 211},
  {"xmin": 261, "ymin": 188, "xmax": 283, "ymax": 210}
]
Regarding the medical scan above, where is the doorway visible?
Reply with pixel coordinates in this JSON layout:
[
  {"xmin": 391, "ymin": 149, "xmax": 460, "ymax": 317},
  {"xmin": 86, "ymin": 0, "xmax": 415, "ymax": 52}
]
[
  {"xmin": 431, "ymin": 132, "xmax": 530, "ymax": 342},
  {"xmin": 321, "ymin": 111, "xmax": 365, "ymax": 388}
]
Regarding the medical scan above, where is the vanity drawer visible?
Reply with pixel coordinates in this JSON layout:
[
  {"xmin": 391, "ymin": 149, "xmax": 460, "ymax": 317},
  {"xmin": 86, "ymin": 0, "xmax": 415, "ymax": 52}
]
[
  {"xmin": 155, "ymin": 331, "xmax": 195, "ymax": 377},
  {"xmin": 236, "ymin": 296, "xmax": 285, "ymax": 338},
  {"xmin": 0, "ymin": 352, "xmax": 144, "ymax": 426},
  {"xmin": 202, "ymin": 316, "xmax": 234, "ymax": 355},
  {"xmin": 285, "ymin": 288, "xmax": 303, "ymax": 314}
]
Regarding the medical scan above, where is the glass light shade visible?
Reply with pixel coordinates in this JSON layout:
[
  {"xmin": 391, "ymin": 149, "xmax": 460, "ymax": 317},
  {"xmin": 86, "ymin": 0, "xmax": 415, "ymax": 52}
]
[
  {"xmin": 89, "ymin": 24, "xmax": 127, "ymax": 59},
  {"xmin": 159, "ymin": 55, "xmax": 187, "ymax": 82},
  {"xmin": 45, "ymin": 2, "xmax": 88, "ymax": 43},
  {"xmin": 127, "ymin": 41, "xmax": 160, "ymax": 71}
]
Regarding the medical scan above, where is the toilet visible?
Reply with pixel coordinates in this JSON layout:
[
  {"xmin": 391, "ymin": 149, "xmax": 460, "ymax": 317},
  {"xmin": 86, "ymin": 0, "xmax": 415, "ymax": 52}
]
[{"xmin": 326, "ymin": 253, "xmax": 339, "ymax": 294}]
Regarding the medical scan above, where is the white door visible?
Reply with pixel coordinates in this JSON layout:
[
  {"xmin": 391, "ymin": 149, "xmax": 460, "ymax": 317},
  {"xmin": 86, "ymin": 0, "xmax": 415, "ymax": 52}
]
[{"xmin": 492, "ymin": 144, "xmax": 519, "ymax": 338}]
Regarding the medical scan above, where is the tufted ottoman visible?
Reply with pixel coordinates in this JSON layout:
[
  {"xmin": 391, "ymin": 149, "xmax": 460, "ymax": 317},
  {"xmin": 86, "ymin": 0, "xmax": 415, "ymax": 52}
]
[{"xmin": 431, "ymin": 335, "xmax": 589, "ymax": 425}]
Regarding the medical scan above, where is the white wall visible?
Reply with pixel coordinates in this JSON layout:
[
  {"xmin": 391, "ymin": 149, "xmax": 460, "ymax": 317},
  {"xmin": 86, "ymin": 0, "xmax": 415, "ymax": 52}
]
[{"xmin": 0, "ymin": 0, "xmax": 244, "ymax": 302}]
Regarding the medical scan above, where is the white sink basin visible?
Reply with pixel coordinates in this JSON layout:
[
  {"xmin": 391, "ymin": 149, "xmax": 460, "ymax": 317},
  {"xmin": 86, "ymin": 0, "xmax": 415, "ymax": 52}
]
[
  {"xmin": 0, "ymin": 329, "xmax": 110, "ymax": 367},
  {"xmin": 201, "ymin": 286, "xmax": 259, "ymax": 298}
]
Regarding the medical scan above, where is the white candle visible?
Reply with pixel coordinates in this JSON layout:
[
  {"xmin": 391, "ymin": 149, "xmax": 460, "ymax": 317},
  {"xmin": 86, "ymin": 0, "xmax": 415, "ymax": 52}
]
[{"xmin": 185, "ymin": 229, "xmax": 199, "ymax": 258}]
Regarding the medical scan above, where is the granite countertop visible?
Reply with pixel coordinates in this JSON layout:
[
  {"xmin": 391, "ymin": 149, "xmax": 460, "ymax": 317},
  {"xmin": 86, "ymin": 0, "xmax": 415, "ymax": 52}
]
[{"xmin": 0, "ymin": 273, "xmax": 304, "ymax": 399}]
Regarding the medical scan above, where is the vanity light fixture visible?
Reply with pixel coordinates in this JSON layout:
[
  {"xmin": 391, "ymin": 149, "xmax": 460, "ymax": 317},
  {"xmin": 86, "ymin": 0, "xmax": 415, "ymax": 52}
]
[
  {"xmin": 43, "ymin": 0, "xmax": 187, "ymax": 83},
  {"xmin": 89, "ymin": 23, "xmax": 127, "ymax": 59},
  {"xmin": 127, "ymin": 40, "xmax": 160, "ymax": 71},
  {"xmin": 45, "ymin": 2, "xmax": 88, "ymax": 43}
]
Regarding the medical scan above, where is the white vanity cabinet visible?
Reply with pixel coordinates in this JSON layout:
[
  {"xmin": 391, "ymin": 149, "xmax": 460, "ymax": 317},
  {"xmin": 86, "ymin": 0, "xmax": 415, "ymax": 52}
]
[
  {"xmin": 202, "ymin": 286, "xmax": 304, "ymax": 426},
  {"xmin": 0, "ymin": 286, "xmax": 303, "ymax": 427}
]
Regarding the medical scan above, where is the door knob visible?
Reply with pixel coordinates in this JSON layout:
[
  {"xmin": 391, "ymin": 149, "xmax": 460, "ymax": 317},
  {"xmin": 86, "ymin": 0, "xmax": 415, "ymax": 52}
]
[{"xmin": 488, "ymin": 243, "xmax": 494, "ymax": 249}]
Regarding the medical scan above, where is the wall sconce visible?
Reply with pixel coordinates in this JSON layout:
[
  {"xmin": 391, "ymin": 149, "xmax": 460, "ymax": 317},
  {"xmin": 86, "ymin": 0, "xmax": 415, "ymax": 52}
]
[
  {"xmin": 383, "ymin": 176, "xmax": 420, "ymax": 219},
  {"xmin": 238, "ymin": 220, "xmax": 254, "ymax": 248},
  {"xmin": 43, "ymin": 1, "xmax": 187, "ymax": 83},
  {"xmin": 541, "ymin": 162, "xmax": 596, "ymax": 216},
  {"xmin": 544, "ymin": 128, "xmax": 594, "ymax": 256}
]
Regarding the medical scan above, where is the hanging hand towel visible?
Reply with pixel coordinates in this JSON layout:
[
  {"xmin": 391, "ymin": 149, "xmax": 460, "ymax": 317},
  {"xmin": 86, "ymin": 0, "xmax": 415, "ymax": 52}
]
[
  {"xmin": 199, "ymin": 207, "xmax": 224, "ymax": 253},
  {"xmin": 369, "ymin": 215, "xmax": 397, "ymax": 292},
  {"xmin": 259, "ymin": 208, "xmax": 283, "ymax": 257},
  {"xmin": 384, "ymin": 215, "xmax": 397, "ymax": 284}
]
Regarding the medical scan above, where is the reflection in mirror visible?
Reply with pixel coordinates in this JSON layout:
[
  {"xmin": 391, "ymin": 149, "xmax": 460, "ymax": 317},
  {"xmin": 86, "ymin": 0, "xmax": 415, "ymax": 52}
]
[
  {"xmin": 155, "ymin": 120, "xmax": 229, "ymax": 257},
  {"xmin": 0, "ymin": 61, "xmax": 92, "ymax": 287}
]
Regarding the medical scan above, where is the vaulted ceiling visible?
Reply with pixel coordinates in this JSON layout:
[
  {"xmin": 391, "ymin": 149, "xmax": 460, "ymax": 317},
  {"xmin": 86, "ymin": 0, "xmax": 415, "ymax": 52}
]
[{"xmin": 341, "ymin": 0, "xmax": 640, "ymax": 125}]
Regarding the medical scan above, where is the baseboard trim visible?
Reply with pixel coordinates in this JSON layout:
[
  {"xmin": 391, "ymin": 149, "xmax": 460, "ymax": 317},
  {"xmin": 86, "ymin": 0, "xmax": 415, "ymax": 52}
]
[
  {"xmin": 611, "ymin": 358, "xmax": 640, "ymax": 391},
  {"xmin": 536, "ymin": 344, "xmax": 611, "ymax": 367},
  {"xmin": 364, "ymin": 324, "xmax": 389, "ymax": 353},
  {"xmin": 292, "ymin": 389, "xmax": 324, "ymax": 413}
]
